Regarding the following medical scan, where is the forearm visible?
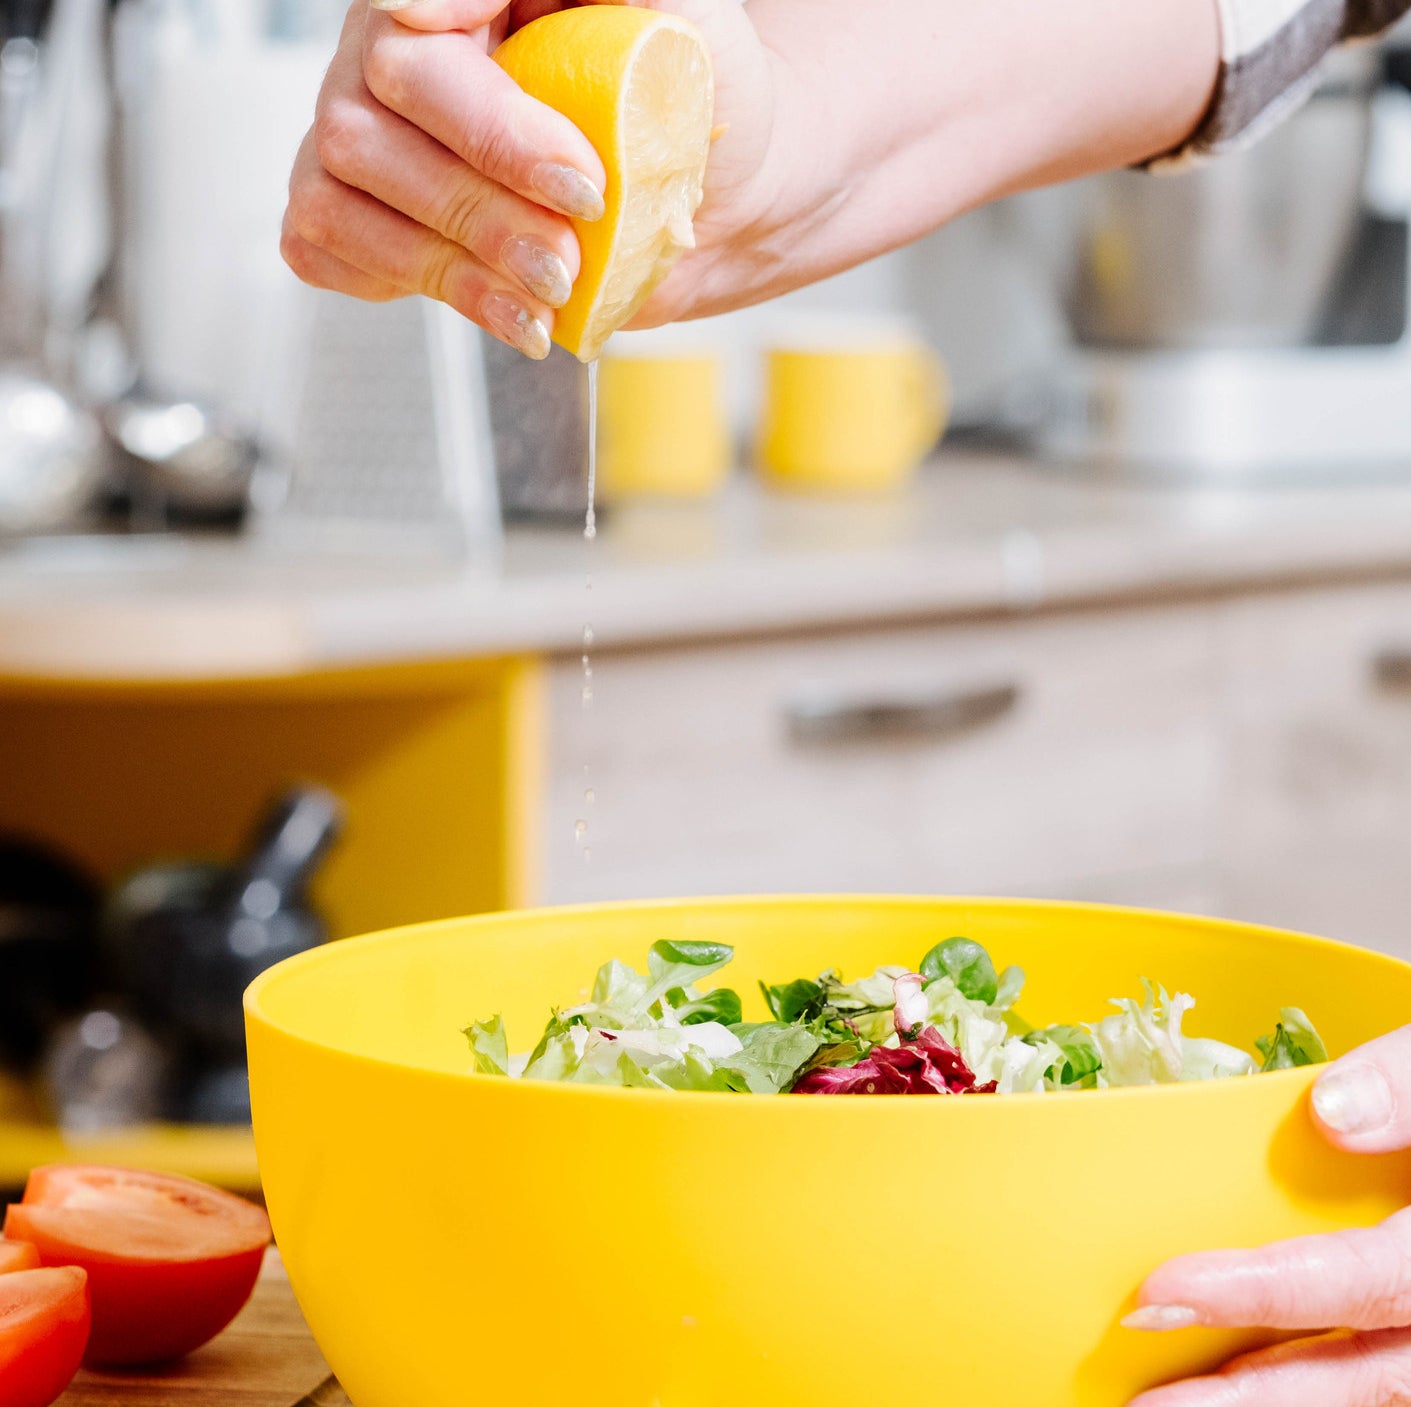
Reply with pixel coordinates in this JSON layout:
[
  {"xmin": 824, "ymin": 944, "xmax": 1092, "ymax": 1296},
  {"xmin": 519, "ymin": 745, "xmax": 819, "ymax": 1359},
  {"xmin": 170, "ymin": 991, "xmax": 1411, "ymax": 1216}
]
[{"xmin": 681, "ymin": 0, "xmax": 1220, "ymax": 316}]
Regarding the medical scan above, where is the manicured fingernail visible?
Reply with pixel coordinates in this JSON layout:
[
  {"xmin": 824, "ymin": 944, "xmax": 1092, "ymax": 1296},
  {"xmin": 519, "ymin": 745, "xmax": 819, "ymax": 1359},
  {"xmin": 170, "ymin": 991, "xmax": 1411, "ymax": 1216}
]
[
  {"xmin": 481, "ymin": 291, "xmax": 551, "ymax": 360},
  {"xmin": 1121, "ymin": 1305, "xmax": 1201, "ymax": 1332},
  {"xmin": 1313, "ymin": 1063, "xmax": 1394, "ymax": 1135},
  {"xmin": 532, "ymin": 162, "xmax": 605, "ymax": 222},
  {"xmin": 501, "ymin": 237, "xmax": 572, "ymax": 309}
]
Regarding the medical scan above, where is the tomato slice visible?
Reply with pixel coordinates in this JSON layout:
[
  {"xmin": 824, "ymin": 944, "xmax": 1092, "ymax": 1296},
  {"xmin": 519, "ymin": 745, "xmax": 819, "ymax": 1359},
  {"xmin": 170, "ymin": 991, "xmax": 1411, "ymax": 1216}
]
[
  {"xmin": 4, "ymin": 1166, "xmax": 270, "ymax": 1367},
  {"xmin": 0, "ymin": 1267, "xmax": 90, "ymax": 1407},
  {"xmin": 0, "ymin": 1241, "xmax": 40, "ymax": 1274}
]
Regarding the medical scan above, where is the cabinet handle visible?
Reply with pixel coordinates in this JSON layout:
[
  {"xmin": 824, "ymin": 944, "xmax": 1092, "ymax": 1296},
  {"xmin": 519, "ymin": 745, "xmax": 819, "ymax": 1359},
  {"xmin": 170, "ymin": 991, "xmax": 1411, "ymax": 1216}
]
[
  {"xmin": 1372, "ymin": 650, "xmax": 1411, "ymax": 690},
  {"xmin": 785, "ymin": 683, "xmax": 1020, "ymax": 748}
]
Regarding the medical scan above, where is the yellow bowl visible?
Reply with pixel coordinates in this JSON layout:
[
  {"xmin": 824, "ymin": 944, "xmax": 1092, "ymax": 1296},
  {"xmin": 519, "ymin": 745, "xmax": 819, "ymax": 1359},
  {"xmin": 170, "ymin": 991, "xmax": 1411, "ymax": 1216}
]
[{"xmin": 245, "ymin": 896, "xmax": 1411, "ymax": 1407}]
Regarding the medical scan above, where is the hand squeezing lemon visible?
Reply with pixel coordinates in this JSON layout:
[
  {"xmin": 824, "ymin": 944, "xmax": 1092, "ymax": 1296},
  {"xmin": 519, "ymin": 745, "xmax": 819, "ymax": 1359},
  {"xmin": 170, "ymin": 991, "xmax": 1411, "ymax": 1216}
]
[{"xmin": 494, "ymin": 7, "xmax": 715, "ymax": 361}]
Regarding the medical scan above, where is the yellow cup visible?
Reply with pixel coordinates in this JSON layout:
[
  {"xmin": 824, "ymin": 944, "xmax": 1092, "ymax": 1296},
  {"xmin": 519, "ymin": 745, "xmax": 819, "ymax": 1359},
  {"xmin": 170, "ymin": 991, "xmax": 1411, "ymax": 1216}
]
[
  {"xmin": 757, "ymin": 326, "xmax": 948, "ymax": 493},
  {"xmin": 596, "ymin": 344, "xmax": 731, "ymax": 501}
]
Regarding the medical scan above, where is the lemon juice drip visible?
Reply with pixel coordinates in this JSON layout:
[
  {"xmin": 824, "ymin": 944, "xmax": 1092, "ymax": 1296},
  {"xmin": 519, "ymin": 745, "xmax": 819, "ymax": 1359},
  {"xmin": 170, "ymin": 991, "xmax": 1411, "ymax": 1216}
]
[{"xmin": 577, "ymin": 360, "xmax": 600, "ymax": 867}]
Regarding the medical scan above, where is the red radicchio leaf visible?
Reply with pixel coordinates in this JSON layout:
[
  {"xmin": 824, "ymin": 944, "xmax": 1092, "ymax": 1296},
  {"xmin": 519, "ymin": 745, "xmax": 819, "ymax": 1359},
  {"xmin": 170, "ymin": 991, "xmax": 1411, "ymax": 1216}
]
[{"xmin": 792, "ymin": 1027, "xmax": 997, "ymax": 1095}]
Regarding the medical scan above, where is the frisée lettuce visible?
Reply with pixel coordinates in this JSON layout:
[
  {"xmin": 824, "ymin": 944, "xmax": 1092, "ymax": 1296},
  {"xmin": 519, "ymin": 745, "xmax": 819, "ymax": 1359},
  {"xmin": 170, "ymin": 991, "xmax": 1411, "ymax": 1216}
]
[{"xmin": 463, "ymin": 936, "xmax": 1326, "ymax": 1096}]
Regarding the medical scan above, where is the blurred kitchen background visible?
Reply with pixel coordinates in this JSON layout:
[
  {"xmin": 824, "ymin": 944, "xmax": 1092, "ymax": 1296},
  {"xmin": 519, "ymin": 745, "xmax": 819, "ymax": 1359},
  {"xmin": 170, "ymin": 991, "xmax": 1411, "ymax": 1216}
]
[{"xmin": 4, "ymin": 0, "xmax": 1411, "ymax": 1191}]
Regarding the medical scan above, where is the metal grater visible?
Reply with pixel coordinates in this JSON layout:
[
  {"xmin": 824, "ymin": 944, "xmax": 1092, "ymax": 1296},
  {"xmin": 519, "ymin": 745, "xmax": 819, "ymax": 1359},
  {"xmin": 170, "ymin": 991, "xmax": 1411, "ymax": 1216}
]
[{"xmin": 258, "ymin": 288, "xmax": 500, "ymax": 554}]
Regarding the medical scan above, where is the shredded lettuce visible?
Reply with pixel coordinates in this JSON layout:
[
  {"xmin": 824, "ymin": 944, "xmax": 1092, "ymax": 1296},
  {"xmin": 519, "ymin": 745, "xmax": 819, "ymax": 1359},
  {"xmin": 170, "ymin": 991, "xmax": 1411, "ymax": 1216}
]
[{"xmin": 465, "ymin": 938, "xmax": 1325, "ymax": 1096}]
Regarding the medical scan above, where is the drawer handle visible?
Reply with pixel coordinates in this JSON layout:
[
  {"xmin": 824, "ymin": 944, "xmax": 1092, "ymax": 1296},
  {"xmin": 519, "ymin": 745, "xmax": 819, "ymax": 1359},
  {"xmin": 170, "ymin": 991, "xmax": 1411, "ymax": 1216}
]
[
  {"xmin": 1373, "ymin": 650, "xmax": 1411, "ymax": 690},
  {"xmin": 785, "ymin": 683, "xmax": 1020, "ymax": 747}
]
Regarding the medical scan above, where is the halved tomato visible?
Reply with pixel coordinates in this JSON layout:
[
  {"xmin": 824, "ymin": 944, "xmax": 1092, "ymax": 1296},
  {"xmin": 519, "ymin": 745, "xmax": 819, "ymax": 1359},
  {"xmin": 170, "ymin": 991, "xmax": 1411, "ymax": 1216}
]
[
  {"xmin": 4, "ymin": 1166, "xmax": 270, "ymax": 1367},
  {"xmin": 0, "ymin": 1241, "xmax": 40, "ymax": 1274},
  {"xmin": 0, "ymin": 1266, "xmax": 90, "ymax": 1407}
]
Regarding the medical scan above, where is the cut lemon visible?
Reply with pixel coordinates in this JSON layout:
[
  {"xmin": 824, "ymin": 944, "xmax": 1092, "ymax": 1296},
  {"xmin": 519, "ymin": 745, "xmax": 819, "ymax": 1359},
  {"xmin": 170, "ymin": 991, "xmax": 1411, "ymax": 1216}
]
[{"xmin": 494, "ymin": 7, "xmax": 714, "ymax": 362}]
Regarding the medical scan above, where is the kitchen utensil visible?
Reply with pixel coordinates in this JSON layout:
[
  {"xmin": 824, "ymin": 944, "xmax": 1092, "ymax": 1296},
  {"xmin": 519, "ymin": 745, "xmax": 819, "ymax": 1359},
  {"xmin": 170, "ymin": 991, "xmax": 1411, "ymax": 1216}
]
[
  {"xmin": 102, "ymin": 388, "xmax": 263, "ymax": 525},
  {"xmin": 265, "ymin": 291, "xmax": 501, "ymax": 552},
  {"xmin": 0, "ymin": 834, "xmax": 100, "ymax": 1070},
  {"xmin": 0, "ymin": 0, "xmax": 108, "ymax": 530},
  {"xmin": 485, "ymin": 335, "xmax": 592, "ymax": 522},
  {"xmin": 247, "ymin": 896, "xmax": 1411, "ymax": 1407},
  {"xmin": 1028, "ymin": 46, "xmax": 1411, "ymax": 477},
  {"xmin": 112, "ymin": 787, "xmax": 342, "ymax": 1064},
  {"xmin": 0, "ymin": 371, "xmax": 104, "ymax": 531},
  {"xmin": 1067, "ymin": 46, "xmax": 1379, "ymax": 350},
  {"xmin": 41, "ymin": 1005, "xmax": 167, "ymax": 1131}
]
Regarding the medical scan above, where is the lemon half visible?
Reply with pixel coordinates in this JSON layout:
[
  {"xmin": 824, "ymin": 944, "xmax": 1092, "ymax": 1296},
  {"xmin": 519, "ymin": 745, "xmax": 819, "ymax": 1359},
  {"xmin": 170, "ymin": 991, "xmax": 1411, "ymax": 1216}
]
[{"xmin": 494, "ymin": 7, "xmax": 714, "ymax": 362}]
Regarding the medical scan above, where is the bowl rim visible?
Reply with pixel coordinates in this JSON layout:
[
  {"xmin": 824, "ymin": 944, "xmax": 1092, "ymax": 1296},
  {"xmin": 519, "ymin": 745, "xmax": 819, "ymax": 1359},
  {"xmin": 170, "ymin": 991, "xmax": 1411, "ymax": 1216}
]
[{"xmin": 243, "ymin": 893, "xmax": 1410, "ymax": 1108}]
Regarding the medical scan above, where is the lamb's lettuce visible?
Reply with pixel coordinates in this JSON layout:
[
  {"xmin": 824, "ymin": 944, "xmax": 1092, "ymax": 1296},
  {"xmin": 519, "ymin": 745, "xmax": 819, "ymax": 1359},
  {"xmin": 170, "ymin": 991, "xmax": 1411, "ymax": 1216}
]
[{"xmin": 920, "ymin": 938, "xmax": 999, "ymax": 1005}]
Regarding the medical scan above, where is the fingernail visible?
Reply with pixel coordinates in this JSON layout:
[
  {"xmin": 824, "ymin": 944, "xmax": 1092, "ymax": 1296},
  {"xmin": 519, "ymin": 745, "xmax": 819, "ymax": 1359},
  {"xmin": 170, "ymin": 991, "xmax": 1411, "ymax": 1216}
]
[
  {"xmin": 501, "ymin": 236, "xmax": 573, "ymax": 309},
  {"xmin": 481, "ymin": 291, "xmax": 551, "ymax": 360},
  {"xmin": 1313, "ymin": 1063, "xmax": 1394, "ymax": 1135},
  {"xmin": 1121, "ymin": 1304, "xmax": 1201, "ymax": 1332},
  {"xmin": 532, "ymin": 162, "xmax": 605, "ymax": 222}
]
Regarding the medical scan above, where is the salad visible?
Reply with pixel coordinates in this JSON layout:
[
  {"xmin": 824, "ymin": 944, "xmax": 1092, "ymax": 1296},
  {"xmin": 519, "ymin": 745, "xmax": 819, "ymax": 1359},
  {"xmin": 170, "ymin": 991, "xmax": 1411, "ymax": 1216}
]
[{"xmin": 464, "ymin": 937, "xmax": 1327, "ymax": 1095}]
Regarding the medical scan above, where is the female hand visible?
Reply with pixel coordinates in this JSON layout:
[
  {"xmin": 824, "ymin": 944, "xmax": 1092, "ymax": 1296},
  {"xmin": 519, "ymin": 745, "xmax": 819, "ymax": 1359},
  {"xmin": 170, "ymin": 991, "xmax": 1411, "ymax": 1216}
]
[
  {"xmin": 1125, "ymin": 1024, "xmax": 1411, "ymax": 1406},
  {"xmin": 280, "ymin": 0, "xmax": 776, "ymax": 357}
]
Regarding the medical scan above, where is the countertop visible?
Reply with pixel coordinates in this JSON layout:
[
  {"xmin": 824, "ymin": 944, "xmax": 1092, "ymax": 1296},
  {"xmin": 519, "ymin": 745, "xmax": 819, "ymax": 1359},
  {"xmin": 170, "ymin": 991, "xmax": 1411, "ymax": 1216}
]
[{"xmin": 6, "ymin": 451, "xmax": 1411, "ymax": 681}]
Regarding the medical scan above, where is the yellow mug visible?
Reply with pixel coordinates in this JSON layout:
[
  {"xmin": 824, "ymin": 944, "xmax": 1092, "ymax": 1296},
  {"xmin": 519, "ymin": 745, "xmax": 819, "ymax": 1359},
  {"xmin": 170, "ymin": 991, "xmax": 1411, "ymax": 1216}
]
[
  {"xmin": 596, "ymin": 342, "xmax": 731, "ymax": 501},
  {"xmin": 756, "ymin": 327, "xmax": 948, "ymax": 493}
]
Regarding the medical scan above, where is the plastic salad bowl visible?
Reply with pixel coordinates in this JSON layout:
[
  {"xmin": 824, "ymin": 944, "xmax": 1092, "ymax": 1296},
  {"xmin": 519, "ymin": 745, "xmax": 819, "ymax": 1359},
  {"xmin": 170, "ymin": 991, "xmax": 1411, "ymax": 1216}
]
[{"xmin": 245, "ymin": 896, "xmax": 1411, "ymax": 1407}]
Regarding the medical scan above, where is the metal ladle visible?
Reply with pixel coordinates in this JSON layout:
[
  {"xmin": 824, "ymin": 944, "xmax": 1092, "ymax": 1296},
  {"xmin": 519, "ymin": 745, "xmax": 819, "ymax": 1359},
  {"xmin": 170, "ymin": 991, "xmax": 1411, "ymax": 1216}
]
[
  {"xmin": 101, "ymin": 390, "xmax": 262, "ymax": 525},
  {"xmin": 0, "ymin": 13, "xmax": 105, "ymax": 536}
]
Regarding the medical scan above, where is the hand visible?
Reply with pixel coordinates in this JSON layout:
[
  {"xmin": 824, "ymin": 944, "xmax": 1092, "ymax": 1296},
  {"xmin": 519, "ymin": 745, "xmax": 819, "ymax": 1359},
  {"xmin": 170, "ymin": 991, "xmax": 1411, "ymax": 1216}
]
[
  {"xmin": 1125, "ymin": 1025, "xmax": 1411, "ymax": 1406},
  {"xmin": 281, "ymin": 0, "xmax": 775, "ymax": 356}
]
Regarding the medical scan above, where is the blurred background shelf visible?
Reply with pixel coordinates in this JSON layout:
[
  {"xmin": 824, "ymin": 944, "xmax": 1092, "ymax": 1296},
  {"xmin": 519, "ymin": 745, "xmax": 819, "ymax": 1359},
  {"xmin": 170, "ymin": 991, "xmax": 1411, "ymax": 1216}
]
[{"xmin": 0, "ymin": 1103, "xmax": 258, "ymax": 1193}]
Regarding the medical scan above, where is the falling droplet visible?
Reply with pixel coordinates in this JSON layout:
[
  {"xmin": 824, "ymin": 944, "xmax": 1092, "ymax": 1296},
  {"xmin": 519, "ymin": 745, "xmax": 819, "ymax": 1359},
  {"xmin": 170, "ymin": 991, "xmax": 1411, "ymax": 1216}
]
[
  {"xmin": 582, "ymin": 625, "xmax": 594, "ymax": 647},
  {"xmin": 583, "ymin": 511, "xmax": 597, "ymax": 542},
  {"xmin": 584, "ymin": 788, "xmax": 596, "ymax": 806},
  {"xmin": 583, "ymin": 846, "xmax": 592, "ymax": 864},
  {"xmin": 574, "ymin": 819, "xmax": 588, "ymax": 842},
  {"xmin": 581, "ymin": 685, "xmax": 593, "ymax": 707}
]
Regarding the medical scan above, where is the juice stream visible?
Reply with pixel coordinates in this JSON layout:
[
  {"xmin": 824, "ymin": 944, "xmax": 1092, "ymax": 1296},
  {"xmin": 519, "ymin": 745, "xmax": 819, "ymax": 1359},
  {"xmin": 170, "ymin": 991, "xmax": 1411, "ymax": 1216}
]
[{"xmin": 576, "ymin": 360, "xmax": 599, "ymax": 866}]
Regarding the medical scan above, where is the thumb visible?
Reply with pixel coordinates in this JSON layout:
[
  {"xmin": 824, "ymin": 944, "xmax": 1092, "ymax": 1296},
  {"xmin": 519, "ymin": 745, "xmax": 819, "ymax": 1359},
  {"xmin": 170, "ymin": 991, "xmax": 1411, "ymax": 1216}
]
[
  {"xmin": 1312, "ymin": 1023, "xmax": 1411, "ymax": 1154},
  {"xmin": 368, "ymin": 0, "xmax": 512, "ymax": 32}
]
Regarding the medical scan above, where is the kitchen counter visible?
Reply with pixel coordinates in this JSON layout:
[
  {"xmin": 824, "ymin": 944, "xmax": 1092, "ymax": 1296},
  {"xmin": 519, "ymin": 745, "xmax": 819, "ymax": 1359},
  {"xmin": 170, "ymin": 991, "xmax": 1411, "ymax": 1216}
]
[{"xmin": 5, "ymin": 450, "xmax": 1411, "ymax": 679}]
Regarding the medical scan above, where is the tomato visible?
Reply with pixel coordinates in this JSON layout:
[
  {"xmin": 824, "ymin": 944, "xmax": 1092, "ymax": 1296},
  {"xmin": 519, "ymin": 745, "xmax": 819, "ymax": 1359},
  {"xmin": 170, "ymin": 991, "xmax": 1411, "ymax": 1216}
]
[
  {"xmin": 0, "ymin": 1242, "xmax": 39, "ymax": 1275},
  {"xmin": 4, "ymin": 1166, "xmax": 270, "ymax": 1367},
  {"xmin": 0, "ymin": 1267, "xmax": 90, "ymax": 1407}
]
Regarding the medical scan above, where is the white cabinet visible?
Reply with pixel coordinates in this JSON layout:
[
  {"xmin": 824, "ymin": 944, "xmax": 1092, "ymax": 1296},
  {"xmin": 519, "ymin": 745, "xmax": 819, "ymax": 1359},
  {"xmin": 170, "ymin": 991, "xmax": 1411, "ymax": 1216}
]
[
  {"xmin": 540, "ymin": 577, "xmax": 1411, "ymax": 960},
  {"xmin": 1215, "ymin": 582, "xmax": 1411, "ymax": 960},
  {"xmin": 542, "ymin": 605, "xmax": 1221, "ymax": 910}
]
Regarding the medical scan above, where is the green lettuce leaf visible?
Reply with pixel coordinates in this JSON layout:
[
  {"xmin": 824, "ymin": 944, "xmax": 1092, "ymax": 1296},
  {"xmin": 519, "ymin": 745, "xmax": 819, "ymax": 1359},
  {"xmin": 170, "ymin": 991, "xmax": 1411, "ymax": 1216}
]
[
  {"xmin": 760, "ymin": 977, "xmax": 826, "ymax": 1024},
  {"xmin": 920, "ymin": 938, "xmax": 999, "ymax": 1005},
  {"xmin": 1025, "ymin": 1023, "xmax": 1102, "ymax": 1088},
  {"xmin": 993, "ymin": 965, "xmax": 1026, "ymax": 1012},
  {"xmin": 670, "ymin": 987, "xmax": 744, "ymax": 1026},
  {"xmin": 1256, "ymin": 1008, "xmax": 1328, "ymax": 1071},
  {"xmin": 644, "ymin": 940, "xmax": 734, "ymax": 1006},
  {"xmin": 464, "ymin": 1014, "xmax": 509, "ymax": 1076},
  {"xmin": 723, "ymin": 1023, "xmax": 825, "ymax": 1093}
]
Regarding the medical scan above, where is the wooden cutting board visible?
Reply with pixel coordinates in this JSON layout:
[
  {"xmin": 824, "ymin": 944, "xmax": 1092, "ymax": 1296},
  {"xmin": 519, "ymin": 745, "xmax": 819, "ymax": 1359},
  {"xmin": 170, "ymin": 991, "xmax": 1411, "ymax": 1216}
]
[{"xmin": 57, "ymin": 1251, "xmax": 345, "ymax": 1407}]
